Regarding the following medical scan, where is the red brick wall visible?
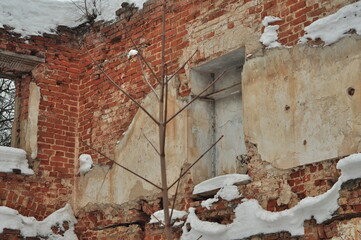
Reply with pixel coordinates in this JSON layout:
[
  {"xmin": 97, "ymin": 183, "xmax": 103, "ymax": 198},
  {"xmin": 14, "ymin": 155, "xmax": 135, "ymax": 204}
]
[
  {"xmin": 77, "ymin": 0, "xmax": 357, "ymax": 167},
  {"xmin": 247, "ymin": 0, "xmax": 355, "ymax": 46},
  {"xmin": 0, "ymin": 29, "xmax": 81, "ymax": 219},
  {"xmin": 0, "ymin": 0, "xmax": 359, "ymax": 239}
]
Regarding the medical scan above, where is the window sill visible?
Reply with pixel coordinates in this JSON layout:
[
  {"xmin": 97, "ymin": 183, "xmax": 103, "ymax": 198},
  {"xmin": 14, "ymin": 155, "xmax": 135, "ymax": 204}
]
[{"xmin": 0, "ymin": 146, "xmax": 34, "ymax": 175}]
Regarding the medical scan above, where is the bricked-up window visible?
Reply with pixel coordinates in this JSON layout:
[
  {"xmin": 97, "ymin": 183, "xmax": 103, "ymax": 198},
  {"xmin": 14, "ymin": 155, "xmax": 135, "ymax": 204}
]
[
  {"xmin": 191, "ymin": 49, "xmax": 246, "ymax": 176},
  {"xmin": 0, "ymin": 78, "xmax": 15, "ymax": 146}
]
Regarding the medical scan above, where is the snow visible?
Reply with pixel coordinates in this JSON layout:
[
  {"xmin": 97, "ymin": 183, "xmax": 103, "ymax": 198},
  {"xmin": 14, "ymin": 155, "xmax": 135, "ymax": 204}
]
[
  {"xmin": 193, "ymin": 174, "xmax": 250, "ymax": 195},
  {"xmin": 0, "ymin": 204, "xmax": 78, "ymax": 239},
  {"xmin": 262, "ymin": 16, "xmax": 282, "ymax": 27},
  {"xmin": 260, "ymin": 3, "xmax": 361, "ymax": 48},
  {"xmin": 202, "ymin": 185, "xmax": 241, "ymax": 210},
  {"xmin": 0, "ymin": 146, "xmax": 34, "ymax": 175},
  {"xmin": 299, "ymin": 2, "xmax": 361, "ymax": 46},
  {"xmin": 127, "ymin": 49, "xmax": 139, "ymax": 59},
  {"xmin": 149, "ymin": 209, "xmax": 187, "ymax": 226},
  {"xmin": 182, "ymin": 153, "xmax": 361, "ymax": 240},
  {"xmin": 260, "ymin": 16, "xmax": 283, "ymax": 48},
  {"xmin": 0, "ymin": 0, "xmax": 147, "ymax": 37},
  {"xmin": 78, "ymin": 154, "xmax": 93, "ymax": 175}
]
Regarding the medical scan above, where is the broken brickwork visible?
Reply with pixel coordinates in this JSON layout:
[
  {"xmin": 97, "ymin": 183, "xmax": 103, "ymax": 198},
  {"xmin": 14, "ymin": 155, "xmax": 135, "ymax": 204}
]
[
  {"xmin": 0, "ymin": 0, "xmax": 360, "ymax": 239},
  {"xmin": 0, "ymin": 28, "xmax": 81, "ymax": 218}
]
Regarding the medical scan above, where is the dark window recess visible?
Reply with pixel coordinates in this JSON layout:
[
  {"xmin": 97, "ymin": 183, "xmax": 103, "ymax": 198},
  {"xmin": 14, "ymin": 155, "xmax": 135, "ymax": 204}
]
[{"xmin": 0, "ymin": 78, "xmax": 15, "ymax": 146}]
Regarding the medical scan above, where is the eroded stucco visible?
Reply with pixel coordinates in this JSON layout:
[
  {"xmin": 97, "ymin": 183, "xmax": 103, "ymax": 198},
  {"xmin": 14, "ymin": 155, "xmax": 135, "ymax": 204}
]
[
  {"xmin": 24, "ymin": 82, "xmax": 40, "ymax": 159},
  {"xmin": 75, "ymin": 14, "xmax": 263, "ymax": 207},
  {"xmin": 243, "ymin": 36, "xmax": 361, "ymax": 169},
  {"xmin": 76, "ymin": 83, "xmax": 189, "ymax": 208}
]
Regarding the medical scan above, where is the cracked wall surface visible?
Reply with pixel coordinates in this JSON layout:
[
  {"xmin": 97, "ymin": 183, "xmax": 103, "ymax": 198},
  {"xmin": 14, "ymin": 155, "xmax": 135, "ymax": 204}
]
[{"xmin": 243, "ymin": 36, "xmax": 361, "ymax": 169}]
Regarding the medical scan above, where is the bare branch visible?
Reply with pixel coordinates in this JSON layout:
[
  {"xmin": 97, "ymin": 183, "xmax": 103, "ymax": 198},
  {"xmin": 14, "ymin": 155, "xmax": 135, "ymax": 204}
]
[
  {"xmin": 196, "ymin": 235, "xmax": 203, "ymax": 240},
  {"xmin": 141, "ymin": 201, "xmax": 165, "ymax": 227},
  {"xmin": 95, "ymin": 163, "xmax": 112, "ymax": 200},
  {"xmin": 202, "ymin": 82, "xmax": 241, "ymax": 98},
  {"xmin": 164, "ymin": 66, "xmax": 169, "ymax": 123},
  {"xmin": 81, "ymin": 140, "xmax": 162, "ymax": 190},
  {"xmin": 137, "ymin": 55, "xmax": 160, "ymax": 100},
  {"xmin": 123, "ymin": 25, "xmax": 161, "ymax": 84},
  {"xmin": 0, "ymin": 77, "xmax": 15, "ymax": 146},
  {"xmin": 141, "ymin": 128, "xmax": 160, "ymax": 155},
  {"xmin": 170, "ymin": 167, "xmax": 183, "ymax": 224},
  {"xmin": 166, "ymin": 70, "xmax": 226, "ymax": 124},
  {"xmin": 70, "ymin": 0, "xmax": 86, "ymax": 15},
  {"xmin": 83, "ymin": 45, "xmax": 159, "ymax": 125},
  {"xmin": 150, "ymin": 212, "xmax": 165, "ymax": 227},
  {"xmin": 168, "ymin": 135, "xmax": 224, "ymax": 190},
  {"xmin": 166, "ymin": 49, "xmax": 198, "ymax": 84}
]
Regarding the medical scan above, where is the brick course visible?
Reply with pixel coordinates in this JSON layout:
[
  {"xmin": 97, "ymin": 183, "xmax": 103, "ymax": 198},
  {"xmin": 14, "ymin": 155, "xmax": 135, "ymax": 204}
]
[{"xmin": 0, "ymin": 0, "xmax": 359, "ymax": 239}]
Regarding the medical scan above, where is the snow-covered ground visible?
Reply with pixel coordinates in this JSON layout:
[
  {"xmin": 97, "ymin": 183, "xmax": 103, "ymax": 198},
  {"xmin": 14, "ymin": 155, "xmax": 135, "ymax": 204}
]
[
  {"xmin": 181, "ymin": 153, "xmax": 361, "ymax": 240},
  {"xmin": 0, "ymin": 204, "xmax": 78, "ymax": 239},
  {"xmin": 0, "ymin": 0, "xmax": 147, "ymax": 37}
]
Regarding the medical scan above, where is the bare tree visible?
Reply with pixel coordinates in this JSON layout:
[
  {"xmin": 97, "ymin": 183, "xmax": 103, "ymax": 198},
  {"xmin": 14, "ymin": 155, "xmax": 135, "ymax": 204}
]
[
  {"xmin": 0, "ymin": 78, "xmax": 15, "ymax": 147},
  {"xmin": 82, "ymin": 1, "xmax": 225, "ymax": 239},
  {"xmin": 71, "ymin": 0, "xmax": 102, "ymax": 22}
]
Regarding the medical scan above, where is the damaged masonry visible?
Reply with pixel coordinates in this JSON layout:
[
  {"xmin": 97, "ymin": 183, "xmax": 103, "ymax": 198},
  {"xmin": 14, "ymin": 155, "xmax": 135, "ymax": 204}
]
[{"xmin": 1, "ymin": 0, "xmax": 361, "ymax": 239}]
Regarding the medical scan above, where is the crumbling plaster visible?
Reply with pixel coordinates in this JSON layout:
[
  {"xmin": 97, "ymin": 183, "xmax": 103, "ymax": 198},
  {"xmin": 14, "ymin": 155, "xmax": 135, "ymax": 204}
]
[
  {"xmin": 24, "ymin": 82, "xmax": 40, "ymax": 159},
  {"xmin": 16, "ymin": 81, "xmax": 40, "ymax": 160},
  {"xmin": 76, "ymin": 83, "xmax": 189, "ymax": 208},
  {"xmin": 243, "ymin": 36, "xmax": 361, "ymax": 169},
  {"xmin": 76, "ymin": 6, "xmax": 264, "ymax": 207},
  {"xmin": 180, "ymin": 11, "xmax": 262, "ymax": 182}
]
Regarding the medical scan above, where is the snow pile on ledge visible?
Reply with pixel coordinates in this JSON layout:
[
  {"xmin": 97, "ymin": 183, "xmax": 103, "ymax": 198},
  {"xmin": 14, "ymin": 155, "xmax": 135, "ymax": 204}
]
[
  {"xmin": 197, "ymin": 174, "xmax": 249, "ymax": 210},
  {"xmin": 260, "ymin": 16, "xmax": 283, "ymax": 48},
  {"xmin": 193, "ymin": 174, "xmax": 251, "ymax": 195},
  {"xmin": 150, "ymin": 209, "xmax": 187, "ymax": 227},
  {"xmin": 182, "ymin": 153, "xmax": 361, "ymax": 240},
  {"xmin": 0, "ymin": 146, "xmax": 34, "ymax": 175},
  {"xmin": 0, "ymin": 0, "xmax": 147, "ymax": 37},
  {"xmin": 202, "ymin": 185, "xmax": 241, "ymax": 210},
  {"xmin": 78, "ymin": 154, "xmax": 93, "ymax": 175},
  {"xmin": 0, "ymin": 204, "xmax": 78, "ymax": 239},
  {"xmin": 299, "ymin": 1, "xmax": 361, "ymax": 46}
]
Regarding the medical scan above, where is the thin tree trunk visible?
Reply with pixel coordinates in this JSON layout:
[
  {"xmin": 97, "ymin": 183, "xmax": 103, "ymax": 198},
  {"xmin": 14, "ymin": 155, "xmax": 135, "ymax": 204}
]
[{"xmin": 159, "ymin": 1, "xmax": 172, "ymax": 239}]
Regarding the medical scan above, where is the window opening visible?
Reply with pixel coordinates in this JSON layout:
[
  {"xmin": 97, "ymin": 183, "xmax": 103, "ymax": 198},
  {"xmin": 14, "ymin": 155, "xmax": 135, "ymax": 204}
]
[
  {"xmin": 0, "ymin": 78, "xmax": 16, "ymax": 147},
  {"xmin": 191, "ymin": 49, "xmax": 246, "ymax": 176}
]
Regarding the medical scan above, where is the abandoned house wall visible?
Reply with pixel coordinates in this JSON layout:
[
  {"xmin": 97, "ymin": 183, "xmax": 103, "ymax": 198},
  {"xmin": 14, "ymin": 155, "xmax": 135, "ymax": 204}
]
[
  {"xmin": 1, "ymin": 0, "xmax": 361, "ymax": 239},
  {"xmin": 75, "ymin": 0, "xmax": 360, "ymax": 207}
]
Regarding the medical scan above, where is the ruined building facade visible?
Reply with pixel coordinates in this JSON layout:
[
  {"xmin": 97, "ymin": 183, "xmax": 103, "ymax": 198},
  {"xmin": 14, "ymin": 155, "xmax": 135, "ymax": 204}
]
[{"xmin": 0, "ymin": 0, "xmax": 361, "ymax": 239}]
